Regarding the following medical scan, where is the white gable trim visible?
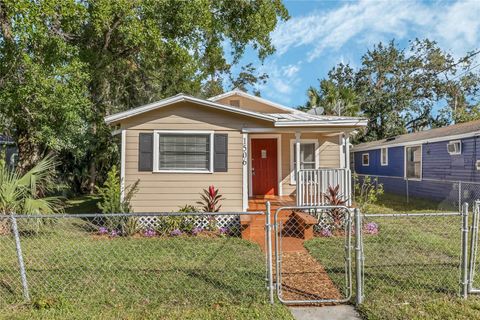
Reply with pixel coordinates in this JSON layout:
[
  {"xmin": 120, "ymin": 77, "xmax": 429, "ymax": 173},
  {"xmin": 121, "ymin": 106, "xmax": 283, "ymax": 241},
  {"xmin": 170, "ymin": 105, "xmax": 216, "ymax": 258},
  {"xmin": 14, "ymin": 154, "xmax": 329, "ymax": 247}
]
[
  {"xmin": 208, "ymin": 89, "xmax": 301, "ymax": 114},
  {"xmin": 104, "ymin": 94, "xmax": 276, "ymax": 124}
]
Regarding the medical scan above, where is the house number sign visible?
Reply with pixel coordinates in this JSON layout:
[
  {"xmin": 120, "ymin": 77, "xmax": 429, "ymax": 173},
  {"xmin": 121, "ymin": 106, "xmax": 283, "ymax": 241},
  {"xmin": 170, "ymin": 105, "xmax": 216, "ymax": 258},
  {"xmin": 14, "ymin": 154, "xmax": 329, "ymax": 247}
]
[{"xmin": 242, "ymin": 137, "xmax": 248, "ymax": 166}]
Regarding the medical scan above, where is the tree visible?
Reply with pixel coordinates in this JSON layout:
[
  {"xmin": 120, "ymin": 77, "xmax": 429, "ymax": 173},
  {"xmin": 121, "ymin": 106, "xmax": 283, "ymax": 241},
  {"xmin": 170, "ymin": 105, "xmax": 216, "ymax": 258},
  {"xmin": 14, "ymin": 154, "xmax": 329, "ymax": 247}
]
[
  {"xmin": 0, "ymin": 0, "xmax": 289, "ymax": 192},
  {"xmin": 0, "ymin": 0, "xmax": 91, "ymax": 172},
  {"xmin": 300, "ymin": 39, "xmax": 480, "ymax": 142}
]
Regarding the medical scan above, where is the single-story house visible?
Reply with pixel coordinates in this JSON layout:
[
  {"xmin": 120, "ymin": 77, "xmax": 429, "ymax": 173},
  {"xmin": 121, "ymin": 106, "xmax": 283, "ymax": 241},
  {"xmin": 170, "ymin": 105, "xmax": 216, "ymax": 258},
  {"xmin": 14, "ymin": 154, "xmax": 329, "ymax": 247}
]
[
  {"xmin": 105, "ymin": 89, "xmax": 367, "ymax": 212},
  {"xmin": 352, "ymin": 119, "xmax": 480, "ymax": 203},
  {"xmin": 0, "ymin": 135, "xmax": 18, "ymax": 170}
]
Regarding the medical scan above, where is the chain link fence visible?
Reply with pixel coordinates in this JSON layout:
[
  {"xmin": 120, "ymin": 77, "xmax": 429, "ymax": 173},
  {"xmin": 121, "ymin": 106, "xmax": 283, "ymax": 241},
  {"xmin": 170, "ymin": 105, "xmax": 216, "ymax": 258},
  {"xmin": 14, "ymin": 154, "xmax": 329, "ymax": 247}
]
[
  {"xmin": 358, "ymin": 211, "xmax": 467, "ymax": 318},
  {"xmin": 355, "ymin": 173, "xmax": 480, "ymax": 211},
  {"xmin": 0, "ymin": 211, "xmax": 269, "ymax": 310},
  {"xmin": 273, "ymin": 206, "xmax": 354, "ymax": 304}
]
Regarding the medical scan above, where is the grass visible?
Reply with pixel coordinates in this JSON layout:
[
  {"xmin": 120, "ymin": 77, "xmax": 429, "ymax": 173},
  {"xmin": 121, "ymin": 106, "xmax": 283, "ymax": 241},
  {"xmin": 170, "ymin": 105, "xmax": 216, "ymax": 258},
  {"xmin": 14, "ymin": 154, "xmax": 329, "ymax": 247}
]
[
  {"xmin": 362, "ymin": 192, "xmax": 456, "ymax": 214},
  {"xmin": 0, "ymin": 215, "xmax": 292, "ymax": 319},
  {"xmin": 305, "ymin": 193, "xmax": 480, "ymax": 319},
  {"xmin": 64, "ymin": 195, "xmax": 100, "ymax": 214}
]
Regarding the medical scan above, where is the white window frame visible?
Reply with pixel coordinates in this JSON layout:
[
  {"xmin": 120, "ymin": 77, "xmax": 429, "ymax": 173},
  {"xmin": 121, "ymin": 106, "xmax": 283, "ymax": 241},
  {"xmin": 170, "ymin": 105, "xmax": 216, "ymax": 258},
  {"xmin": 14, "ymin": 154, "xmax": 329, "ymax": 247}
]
[
  {"xmin": 153, "ymin": 130, "xmax": 214, "ymax": 173},
  {"xmin": 362, "ymin": 153, "xmax": 369, "ymax": 166},
  {"xmin": 289, "ymin": 139, "xmax": 320, "ymax": 184},
  {"xmin": 447, "ymin": 140, "xmax": 462, "ymax": 155},
  {"xmin": 404, "ymin": 145, "xmax": 422, "ymax": 180},
  {"xmin": 380, "ymin": 147, "xmax": 388, "ymax": 166}
]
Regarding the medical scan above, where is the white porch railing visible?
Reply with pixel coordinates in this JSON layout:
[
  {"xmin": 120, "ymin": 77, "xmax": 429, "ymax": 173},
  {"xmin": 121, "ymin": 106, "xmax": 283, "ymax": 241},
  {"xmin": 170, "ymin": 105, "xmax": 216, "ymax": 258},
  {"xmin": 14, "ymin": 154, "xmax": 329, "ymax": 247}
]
[{"xmin": 296, "ymin": 168, "xmax": 352, "ymax": 206}]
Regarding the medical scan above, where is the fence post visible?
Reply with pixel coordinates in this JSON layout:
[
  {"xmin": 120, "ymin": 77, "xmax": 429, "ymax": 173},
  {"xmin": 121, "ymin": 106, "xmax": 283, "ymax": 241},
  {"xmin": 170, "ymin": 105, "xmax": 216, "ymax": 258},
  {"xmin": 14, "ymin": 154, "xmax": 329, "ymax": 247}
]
[
  {"xmin": 458, "ymin": 181, "xmax": 462, "ymax": 212},
  {"xmin": 354, "ymin": 208, "xmax": 363, "ymax": 305},
  {"xmin": 461, "ymin": 202, "xmax": 469, "ymax": 299},
  {"xmin": 405, "ymin": 177, "xmax": 409, "ymax": 204},
  {"xmin": 10, "ymin": 214, "xmax": 30, "ymax": 302},
  {"xmin": 468, "ymin": 201, "xmax": 480, "ymax": 293},
  {"xmin": 265, "ymin": 201, "xmax": 274, "ymax": 304}
]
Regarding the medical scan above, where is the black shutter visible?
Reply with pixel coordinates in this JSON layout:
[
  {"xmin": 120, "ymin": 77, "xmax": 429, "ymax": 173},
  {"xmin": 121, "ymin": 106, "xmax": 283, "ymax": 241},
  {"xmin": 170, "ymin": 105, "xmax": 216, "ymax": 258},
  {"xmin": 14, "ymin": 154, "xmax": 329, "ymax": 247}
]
[
  {"xmin": 138, "ymin": 133, "xmax": 153, "ymax": 171},
  {"xmin": 214, "ymin": 134, "xmax": 228, "ymax": 172}
]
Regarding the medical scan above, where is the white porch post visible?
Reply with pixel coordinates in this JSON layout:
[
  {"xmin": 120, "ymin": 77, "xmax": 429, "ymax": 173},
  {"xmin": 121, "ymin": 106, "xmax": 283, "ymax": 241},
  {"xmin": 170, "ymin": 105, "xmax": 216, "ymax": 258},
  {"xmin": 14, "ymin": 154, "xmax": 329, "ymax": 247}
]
[
  {"xmin": 343, "ymin": 133, "xmax": 352, "ymax": 206},
  {"xmin": 295, "ymin": 132, "xmax": 301, "ymax": 205}
]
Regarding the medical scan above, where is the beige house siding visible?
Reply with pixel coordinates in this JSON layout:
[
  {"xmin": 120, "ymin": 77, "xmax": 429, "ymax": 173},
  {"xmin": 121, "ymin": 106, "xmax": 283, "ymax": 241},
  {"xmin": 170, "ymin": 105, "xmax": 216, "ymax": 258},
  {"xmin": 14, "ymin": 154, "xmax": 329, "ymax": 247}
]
[
  {"xmin": 119, "ymin": 100, "xmax": 345, "ymax": 211},
  {"xmin": 279, "ymin": 133, "xmax": 341, "ymax": 196},
  {"xmin": 122, "ymin": 102, "xmax": 272, "ymax": 212},
  {"xmin": 215, "ymin": 95, "xmax": 292, "ymax": 114}
]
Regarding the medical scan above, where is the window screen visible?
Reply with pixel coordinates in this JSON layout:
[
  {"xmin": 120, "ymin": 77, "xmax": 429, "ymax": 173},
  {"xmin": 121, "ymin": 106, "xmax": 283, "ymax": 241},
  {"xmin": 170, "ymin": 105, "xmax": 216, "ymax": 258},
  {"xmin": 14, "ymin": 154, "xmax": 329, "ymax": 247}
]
[
  {"xmin": 381, "ymin": 147, "xmax": 388, "ymax": 165},
  {"xmin": 158, "ymin": 134, "xmax": 210, "ymax": 171},
  {"xmin": 294, "ymin": 143, "xmax": 316, "ymax": 170},
  {"xmin": 406, "ymin": 146, "xmax": 421, "ymax": 179}
]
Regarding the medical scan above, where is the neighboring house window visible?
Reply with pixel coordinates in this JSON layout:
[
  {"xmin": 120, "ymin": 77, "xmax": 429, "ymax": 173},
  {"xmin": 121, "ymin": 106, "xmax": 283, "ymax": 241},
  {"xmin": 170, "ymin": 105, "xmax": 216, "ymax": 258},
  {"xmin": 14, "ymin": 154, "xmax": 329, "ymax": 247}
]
[
  {"xmin": 380, "ymin": 147, "xmax": 388, "ymax": 166},
  {"xmin": 406, "ymin": 146, "xmax": 422, "ymax": 179},
  {"xmin": 155, "ymin": 132, "xmax": 213, "ymax": 172},
  {"xmin": 290, "ymin": 139, "xmax": 319, "ymax": 184},
  {"xmin": 447, "ymin": 140, "xmax": 461, "ymax": 155},
  {"xmin": 362, "ymin": 153, "xmax": 369, "ymax": 166}
]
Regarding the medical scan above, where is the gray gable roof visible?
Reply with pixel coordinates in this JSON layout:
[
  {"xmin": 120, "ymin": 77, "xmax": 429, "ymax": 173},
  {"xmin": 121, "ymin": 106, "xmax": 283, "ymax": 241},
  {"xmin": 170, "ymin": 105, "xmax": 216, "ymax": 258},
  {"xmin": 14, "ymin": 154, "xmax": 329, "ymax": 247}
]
[{"xmin": 353, "ymin": 119, "xmax": 480, "ymax": 151}]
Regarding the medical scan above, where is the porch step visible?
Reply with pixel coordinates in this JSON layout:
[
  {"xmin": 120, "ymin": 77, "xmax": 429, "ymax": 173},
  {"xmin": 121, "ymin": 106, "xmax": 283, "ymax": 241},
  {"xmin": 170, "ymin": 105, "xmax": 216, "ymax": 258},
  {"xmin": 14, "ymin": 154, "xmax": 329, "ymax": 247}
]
[{"xmin": 241, "ymin": 209, "xmax": 318, "ymax": 247}]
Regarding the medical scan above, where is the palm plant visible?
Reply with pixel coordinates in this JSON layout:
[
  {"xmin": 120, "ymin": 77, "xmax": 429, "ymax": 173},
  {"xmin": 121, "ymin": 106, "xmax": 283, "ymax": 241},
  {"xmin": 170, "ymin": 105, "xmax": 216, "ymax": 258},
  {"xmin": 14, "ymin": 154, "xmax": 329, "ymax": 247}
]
[{"xmin": 0, "ymin": 155, "xmax": 62, "ymax": 233}]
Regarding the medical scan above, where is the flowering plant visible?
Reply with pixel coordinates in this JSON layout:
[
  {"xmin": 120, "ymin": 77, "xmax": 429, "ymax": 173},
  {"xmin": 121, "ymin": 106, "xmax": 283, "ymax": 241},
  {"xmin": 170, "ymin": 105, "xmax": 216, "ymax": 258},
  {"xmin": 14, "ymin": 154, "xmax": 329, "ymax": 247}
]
[
  {"xmin": 191, "ymin": 227, "xmax": 203, "ymax": 236},
  {"xmin": 320, "ymin": 229, "xmax": 333, "ymax": 237},
  {"xmin": 364, "ymin": 222, "xmax": 379, "ymax": 235},
  {"xmin": 170, "ymin": 229, "xmax": 182, "ymax": 237},
  {"xmin": 144, "ymin": 229, "xmax": 156, "ymax": 237},
  {"xmin": 218, "ymin": 227, "xmax": 229, "ymax": 236},
  {"xmin": 98, "ymin": 227, "xmax": 108, "ymax": 235},
  {"xmin": 110, "ymin": 230, "xmax": 118, "ymax": 237}
]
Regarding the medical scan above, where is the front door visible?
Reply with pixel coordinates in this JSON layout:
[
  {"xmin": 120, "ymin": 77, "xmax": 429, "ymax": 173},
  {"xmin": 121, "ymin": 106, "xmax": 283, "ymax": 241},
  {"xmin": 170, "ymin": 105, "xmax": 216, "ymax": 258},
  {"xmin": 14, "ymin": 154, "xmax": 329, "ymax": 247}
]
[{"xmin": 251, "ymin": 138, "xmax": 278, "ymax": 196}]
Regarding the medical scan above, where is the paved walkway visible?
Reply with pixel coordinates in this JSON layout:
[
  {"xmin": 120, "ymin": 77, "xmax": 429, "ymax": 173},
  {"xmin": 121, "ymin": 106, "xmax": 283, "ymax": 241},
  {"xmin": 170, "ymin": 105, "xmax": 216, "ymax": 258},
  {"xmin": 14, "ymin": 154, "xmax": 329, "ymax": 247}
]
[{"xmin": 289, "ymin": 305, "xmax": 361, "ymax": 320}]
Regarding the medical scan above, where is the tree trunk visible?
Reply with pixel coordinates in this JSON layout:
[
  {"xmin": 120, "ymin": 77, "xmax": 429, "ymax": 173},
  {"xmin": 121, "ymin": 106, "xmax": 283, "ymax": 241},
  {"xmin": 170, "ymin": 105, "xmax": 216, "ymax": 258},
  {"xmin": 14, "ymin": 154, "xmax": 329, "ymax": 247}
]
[
  {"xmin": 87, "ymin": 122, "xmax": 97, "ymax": 194},
  {"xmin": 88, "ymin": 160, "xmax": 96, "ymax": 194},
  {"xmin": 16, "ymin": 133, "xmax": 42, "ymax": 174}
]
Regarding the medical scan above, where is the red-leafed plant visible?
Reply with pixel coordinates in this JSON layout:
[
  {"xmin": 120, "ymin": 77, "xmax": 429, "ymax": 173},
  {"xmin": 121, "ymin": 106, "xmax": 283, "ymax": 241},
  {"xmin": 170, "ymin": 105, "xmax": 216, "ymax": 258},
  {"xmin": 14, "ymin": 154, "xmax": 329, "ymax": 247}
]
[
  {"xmin": 197, "ymin": 185, "xmax": 225, "ymax": 212},
  {"xmin": 323, "ymin": 184, "xmax": 347, "ymax": 229}
]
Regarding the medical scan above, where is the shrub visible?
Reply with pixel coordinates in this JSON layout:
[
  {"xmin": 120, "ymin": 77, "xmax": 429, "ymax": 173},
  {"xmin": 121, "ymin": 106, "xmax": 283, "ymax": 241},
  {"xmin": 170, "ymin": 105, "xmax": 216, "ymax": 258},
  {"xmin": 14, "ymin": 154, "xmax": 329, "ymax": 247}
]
[
  {"xmin": 197, "ymin": 185, "xmax": 224, "ymax": 212},
  {"xmin": 353, "ymin": 173, "xmax": 384, "ymax": 212},
  {"xmin": 0, "ymin": 155, "xmax": 62, "ymax": 234},
  {"xmin": 96, "ymin": 165, "xmax": 139, "ymax": 235},
  {"xmin": 323, "ymin": 184, "xmax": 347, "ymax": 229},
  {"xmin": 96, "ymin": 165, "xmax": 139, "ymax": 214}
]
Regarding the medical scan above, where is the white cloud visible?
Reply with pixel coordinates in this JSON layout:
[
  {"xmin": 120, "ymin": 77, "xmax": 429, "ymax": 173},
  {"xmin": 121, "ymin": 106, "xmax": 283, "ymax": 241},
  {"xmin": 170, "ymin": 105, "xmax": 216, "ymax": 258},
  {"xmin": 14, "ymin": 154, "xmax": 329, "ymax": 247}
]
[
  {"xmin": 272, "ymin": 0, "xmax": 480, "ymax": 61},
  {"xmin": 282, "ymin": 64, "xmax": 301, "ymax": 77},
  {"xmin": 256, "ymin": 61, "xmax": 302, "ymax": 104}
]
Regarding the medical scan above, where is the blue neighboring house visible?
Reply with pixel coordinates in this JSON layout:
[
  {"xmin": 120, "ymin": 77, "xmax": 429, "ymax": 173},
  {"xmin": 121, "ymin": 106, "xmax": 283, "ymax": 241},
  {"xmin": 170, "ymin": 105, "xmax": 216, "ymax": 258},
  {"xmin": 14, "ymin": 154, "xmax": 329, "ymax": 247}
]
[
  {"xmin": 352, "ymin": 119, "xmax": 480, "ymax": 202},
  {"xmin": 0, "ymin": 135, "xmax": 18, "ymax": 170}
]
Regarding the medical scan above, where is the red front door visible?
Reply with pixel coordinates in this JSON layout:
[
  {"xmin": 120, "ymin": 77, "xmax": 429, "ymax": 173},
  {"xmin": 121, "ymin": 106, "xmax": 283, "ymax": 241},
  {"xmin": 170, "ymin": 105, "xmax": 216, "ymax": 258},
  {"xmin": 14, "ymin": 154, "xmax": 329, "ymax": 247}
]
[{"xmin": 251, "ymin": 138, "xmax": 278, "ymax": 196}]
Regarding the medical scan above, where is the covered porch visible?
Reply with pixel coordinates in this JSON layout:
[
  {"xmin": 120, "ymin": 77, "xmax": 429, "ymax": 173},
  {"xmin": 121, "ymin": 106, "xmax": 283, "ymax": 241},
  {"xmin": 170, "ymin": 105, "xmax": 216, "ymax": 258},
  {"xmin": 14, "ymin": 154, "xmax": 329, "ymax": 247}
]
[{"xmin": 242, "ymin": 128, "xmax": 352, "ymax": 211}]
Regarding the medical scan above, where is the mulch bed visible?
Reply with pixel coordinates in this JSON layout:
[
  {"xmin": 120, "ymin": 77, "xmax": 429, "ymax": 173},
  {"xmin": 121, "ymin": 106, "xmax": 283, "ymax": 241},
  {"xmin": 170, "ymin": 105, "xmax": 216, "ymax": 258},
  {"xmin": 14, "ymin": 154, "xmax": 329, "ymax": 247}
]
[{"xmin": 275, "ymin": 251, "xmax": 342, "ymax": 303}]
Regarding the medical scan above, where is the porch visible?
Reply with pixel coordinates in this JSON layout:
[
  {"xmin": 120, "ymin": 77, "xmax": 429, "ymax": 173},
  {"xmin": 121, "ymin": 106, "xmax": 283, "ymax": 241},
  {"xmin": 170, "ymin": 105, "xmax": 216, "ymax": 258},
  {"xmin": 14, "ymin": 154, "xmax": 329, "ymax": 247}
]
[{"xmin": 242, "ymin": 130, "xmax": 352, "ymax": 210}]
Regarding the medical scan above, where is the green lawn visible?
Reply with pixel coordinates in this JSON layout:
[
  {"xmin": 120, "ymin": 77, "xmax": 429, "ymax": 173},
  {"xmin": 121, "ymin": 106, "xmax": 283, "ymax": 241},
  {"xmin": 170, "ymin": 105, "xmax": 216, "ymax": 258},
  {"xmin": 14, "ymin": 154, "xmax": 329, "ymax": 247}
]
[
  {"xmin": 0, "ymin": 217, "xmax": 292, "ymax": 319},
  {"xmin": 362, "ymin": 192, "xmax": 455, "ymax": 214},
  {"xmin": 305, "ymin": 194, "xmax": 480, "ymax": 319}
]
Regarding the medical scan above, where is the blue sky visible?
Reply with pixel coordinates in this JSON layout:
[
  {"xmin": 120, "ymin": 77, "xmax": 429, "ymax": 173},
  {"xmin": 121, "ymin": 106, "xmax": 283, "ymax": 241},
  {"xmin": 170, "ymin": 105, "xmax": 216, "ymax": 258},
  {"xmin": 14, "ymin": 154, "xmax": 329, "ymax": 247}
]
[{"xmin": 238, "ymin": 0, "xmax": 480, "ymax": 108}]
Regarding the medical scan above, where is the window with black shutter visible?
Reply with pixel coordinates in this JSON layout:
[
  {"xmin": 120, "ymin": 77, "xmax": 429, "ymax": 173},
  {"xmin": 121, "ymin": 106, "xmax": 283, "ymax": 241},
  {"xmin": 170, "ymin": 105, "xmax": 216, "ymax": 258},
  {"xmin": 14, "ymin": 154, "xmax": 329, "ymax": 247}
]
[
  {"xmin": 214, "ymin": 134, "xmax": 228, "ymax": 172},
  {"xmin": 138, "ymin": 133, "xmax": 153, "ymax": 171}
]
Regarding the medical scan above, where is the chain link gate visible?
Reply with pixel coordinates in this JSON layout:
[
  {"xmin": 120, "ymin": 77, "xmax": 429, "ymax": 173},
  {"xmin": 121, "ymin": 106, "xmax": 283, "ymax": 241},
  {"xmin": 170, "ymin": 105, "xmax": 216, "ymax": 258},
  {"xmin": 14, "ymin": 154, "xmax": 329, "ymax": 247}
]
[
  {"xmin": 266, "ymin": 205, "xmax": 360, "ymax": 305},
  {"xmin": 468, "ymin": 200, "xmax": 480, "ymax": 294}
]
